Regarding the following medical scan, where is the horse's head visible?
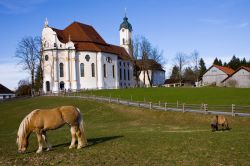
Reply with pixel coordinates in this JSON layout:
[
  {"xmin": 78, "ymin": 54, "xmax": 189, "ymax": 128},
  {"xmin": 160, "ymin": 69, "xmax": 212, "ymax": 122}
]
[{"xmin": 16, "ymin": 134, "xmax": 29, "ymax": 153}]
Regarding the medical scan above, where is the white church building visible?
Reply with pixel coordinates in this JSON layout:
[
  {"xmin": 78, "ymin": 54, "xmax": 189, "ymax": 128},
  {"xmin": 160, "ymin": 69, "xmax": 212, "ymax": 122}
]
[{"xmin": 42, "ymin": 16, "xmax": 134, "ymax": 93}]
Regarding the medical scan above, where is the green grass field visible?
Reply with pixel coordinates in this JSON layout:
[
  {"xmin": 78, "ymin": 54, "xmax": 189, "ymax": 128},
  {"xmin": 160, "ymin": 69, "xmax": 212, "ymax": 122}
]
[
  {"xmin": 0, "ymin": 96, "xmax": 249, "ymax": 165},
  {"xmin": 81, "ymin": 87, "xmax": 250, "ymax": 105}
]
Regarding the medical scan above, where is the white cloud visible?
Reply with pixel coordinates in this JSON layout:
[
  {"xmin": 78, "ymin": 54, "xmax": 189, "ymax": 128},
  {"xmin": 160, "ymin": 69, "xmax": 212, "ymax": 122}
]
[
  {"xmin": 226, "ymin": 22, "xmax": 249, "ymax": 29},
  {"xmin": 199, "ymin": 18, "xmax": 227, "ymax": 25},
  {"xmin": 0, "ymin": 62, "xmax": 29, "ymax": 90}
]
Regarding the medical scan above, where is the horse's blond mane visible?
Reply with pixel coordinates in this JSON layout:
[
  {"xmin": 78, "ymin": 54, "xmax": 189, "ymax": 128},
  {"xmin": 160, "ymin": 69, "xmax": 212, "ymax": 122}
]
[{"xmin": 17, "ymin": 110, "xmax": 38, "ymax": 139}]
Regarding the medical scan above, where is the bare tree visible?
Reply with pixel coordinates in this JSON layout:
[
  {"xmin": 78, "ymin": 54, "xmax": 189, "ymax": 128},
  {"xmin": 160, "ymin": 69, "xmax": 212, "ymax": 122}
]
[
  {"xmin": 174, "ymin": 52, "xmax": 188, "ymax": 83},
  {"xmin": 15, "ymin": 36, "xmax": 41, "ymax": 96},
  {"xmin": 191, "ymin": 50, "xmax": 200, "ymax": 83},
  {"xmin": 132, "ymin": 36, "xmax": 165, "ymax": 87}
]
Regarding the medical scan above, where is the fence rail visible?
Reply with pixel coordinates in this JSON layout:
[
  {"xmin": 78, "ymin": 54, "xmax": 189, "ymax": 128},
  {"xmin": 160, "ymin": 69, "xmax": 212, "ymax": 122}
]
[{"xmin": 44, "ymin": 92, "xmax": 250, "ymax": 117}]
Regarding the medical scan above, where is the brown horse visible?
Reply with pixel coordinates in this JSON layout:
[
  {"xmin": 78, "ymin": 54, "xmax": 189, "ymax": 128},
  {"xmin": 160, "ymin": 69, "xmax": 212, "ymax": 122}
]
[
  {"xmin": 17, "ymin": 106, "xmax": 87, "ymax": 153},
  {"xmin": 211, "ymin": 115, "xmax": 230, "ymax": 132}
]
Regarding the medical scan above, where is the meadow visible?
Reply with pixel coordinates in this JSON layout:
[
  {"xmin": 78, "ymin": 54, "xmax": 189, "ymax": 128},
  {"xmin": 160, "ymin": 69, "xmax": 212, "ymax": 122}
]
[
  {"xmin": 0, "ymin": 96, "xmax": 249, "ymax": 165},
  {"xmin": 81, "ymin": 87, "xmax": 250, "ymax": 105}
]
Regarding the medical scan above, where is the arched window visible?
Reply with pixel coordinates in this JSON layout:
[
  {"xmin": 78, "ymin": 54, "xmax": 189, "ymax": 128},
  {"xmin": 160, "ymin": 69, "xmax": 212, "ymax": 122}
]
[
  {"xmin": 46, "ymin": 81, "xmax": 50, "ymax": 92},
  {"xmin": 112, "ymin": 65, "xmax": 115, "ymax": 78},
  {"xmin": 59, "ymin": 63, "xmax": 64, "ymax": 77},
  {"xmin": 127, "ymin": 69, "xmax": 130, "ymax": 80},
  {"xmin": 91, "ymin": 63, "xmax": 95, "ymax": 77},
  {"xmin": 80, "ymin": 63, "xmax": 84, "ymax": 77},
  {"xmin": 103, "ymin": 64, "xmax": 106, "ymax": 78},
  {"xmin": 123, "ymin": 38, "xmax": 125, "ymax": 45},
  {"xmin": 124, "ymin": 69, "xmax": 126, "ymax": 80},
  {"xmin": 119, "ymin": 68, "xmax": 122, "ymax": 80}
]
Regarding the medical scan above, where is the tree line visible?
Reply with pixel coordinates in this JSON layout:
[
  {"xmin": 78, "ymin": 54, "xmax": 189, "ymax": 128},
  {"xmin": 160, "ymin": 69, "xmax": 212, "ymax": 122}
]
[{"xmin": 213, "ymin": 56, "xmax": 250, "ymax": 70}]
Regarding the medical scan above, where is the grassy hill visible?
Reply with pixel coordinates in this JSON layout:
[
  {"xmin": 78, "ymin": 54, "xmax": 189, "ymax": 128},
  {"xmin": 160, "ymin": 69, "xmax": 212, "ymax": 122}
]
[
  {"xmin": 81, "ymin": 87, "xmax": 250, "ymax": 105},
  {"xmin": 0, "ymin": 96, "xmax": 249, "ymax": 165}
]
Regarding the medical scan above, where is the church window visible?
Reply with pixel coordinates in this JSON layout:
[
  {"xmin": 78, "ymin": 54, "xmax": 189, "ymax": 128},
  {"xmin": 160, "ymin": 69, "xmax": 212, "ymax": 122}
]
[
  {"xmin": 119, "ymin": 62, "xmax": 121, "ymax": 66},
  {"xmin": 59, "ymin": 63, "xmax": 64, "ymax": 77},
  {"xmin": 123, "ymin": 62, "xmax": 125, "ymax": 67},
  {"xmin": 119, "ymin": 68, "xmax": 122, "ymax": 80},
  {"xmin": 54, "ymin": 43, "xmax": 57, "ymax": 47},
  {"xmin": 127, "ymin": 62, "xmax": 129, "ymax": 67},
  {"xmin": 124, "ymin": 69, "xmax": 126, "ymax": 80},
  {"xmin": 46, "ymin": 81, "xmax": 50, "ymax": 92},
  {"xmin": 85, "ymin": 55, "xmax": 90, "ymax": 62},
  {"xmin": 112, "ymin": 65, "xmax": 115, "ymax": 78},
  {"xmin": 128, "ymin": 69, "xmax": 130, "ymax": 80},
  {"xmin": 45, "ymin": 55, "xmax": 49, "ymax": 61},
  {"xmin": 123, "ymin": 38, "xmax": 125, "ymax": 45},
  {"xmin": 103, "ymin": 64, "xmax": 106, "ymax": 78},
  {"xmin": 80, "ymin": 63, "xmax": 84, "ymax": 77},
  {"xmin": 91, "ymin": 63, "xmax": 95, "ymax": 77},
  {"xmin": 60, "ymin": 81, "xmax": 65, "ymax": 90},
  {"xmin": 60, "ymin": 44, "xmax": 62, "ymax": 48}
]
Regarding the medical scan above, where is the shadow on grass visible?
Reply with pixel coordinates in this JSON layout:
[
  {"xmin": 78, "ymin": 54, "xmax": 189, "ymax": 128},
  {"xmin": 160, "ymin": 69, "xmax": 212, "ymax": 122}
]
[{"xmin": 53, "ymin": 135, "xmax": 124, "ymax": 149}]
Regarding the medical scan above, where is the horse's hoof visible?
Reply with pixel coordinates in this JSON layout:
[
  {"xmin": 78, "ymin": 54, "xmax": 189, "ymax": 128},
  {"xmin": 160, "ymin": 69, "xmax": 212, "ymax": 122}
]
[
  {"xmin": 46, "ymin": 147, "xmax": 52, "ymax": 151},
  {"xmin": 36, "ymin": 149, "xmax": 42, "ymax": 153},
  {"xmin": 69, "ymin": 145, "xmax": 76, "ymax": 149}
]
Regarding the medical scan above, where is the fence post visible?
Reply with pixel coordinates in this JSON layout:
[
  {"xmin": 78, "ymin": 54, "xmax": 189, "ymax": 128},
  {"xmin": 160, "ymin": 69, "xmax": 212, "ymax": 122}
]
[
  {"xmin": 159, "ymin": 101, "xmax": 161, "ymax": 106},
  {"xmin": 232, "ymin": 104, "xmax": 235, "ymax": 117},
  {"xmin": 204, "ymin": 104, "xmax": 208, "ymax": 114},
  {"xmin": 182, "ymin": 103, "xmax": 185, "ymax": 112},
  {"xmin": 165, "ymin": 102, "xmax": 167, "ymax": 111},
  {"xmin": 149, "ymin": 102, "xmax": 152, "ymax": 110},
  {"xmin": 117, "ymin": 98, "xmax": 119, "ymax": 103}
]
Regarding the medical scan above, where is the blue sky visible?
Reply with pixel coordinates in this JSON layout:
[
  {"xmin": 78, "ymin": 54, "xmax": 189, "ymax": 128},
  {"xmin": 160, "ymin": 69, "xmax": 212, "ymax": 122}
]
[{"xmin": 0, "ymin": 0, "xmax": 250, "ymax": 90}]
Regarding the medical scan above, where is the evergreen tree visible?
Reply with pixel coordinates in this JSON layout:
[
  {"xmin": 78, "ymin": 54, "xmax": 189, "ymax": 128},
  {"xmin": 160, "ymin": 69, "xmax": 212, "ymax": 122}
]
[
  {"xmin": 241, "ymin": 58, "xmax": 247, "ymax": 66},
  {"xmin": 170, "ymin": 65, "xmax": 180, "ymax": 81},
  {"xmin": 213, "ymin": 57, "xmax": 219, "ymax": 65},
  {"xmin": 199, "ymin": 58, "xmax": 206, "ymax": 78},
  {"xmin": 218, "ymin": 59, "xmax": 223, "ymax": 66},
  {"xmin": 223, "ymin": 62, "xmax": 228, "ymax": 67},
  {"xmin": 228, "ymin": 55, "xmax": 241, "ymax": 70}
]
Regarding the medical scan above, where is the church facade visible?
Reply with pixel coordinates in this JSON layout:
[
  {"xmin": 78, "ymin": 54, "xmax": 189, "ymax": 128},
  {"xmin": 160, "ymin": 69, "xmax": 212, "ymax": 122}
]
[{"xmin": 42, "ymin": 16, "xmax": 134, "ymax": 93}]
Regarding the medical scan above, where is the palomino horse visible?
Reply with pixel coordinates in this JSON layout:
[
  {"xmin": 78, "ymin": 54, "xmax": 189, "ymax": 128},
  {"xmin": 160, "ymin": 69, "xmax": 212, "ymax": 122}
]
[
  {"xmin": 17, "ymin": 106, "xmax": 87, "ymax": 153},
  {"xmin": 211, "ymin": 115, "xmax": 230, "ymax": 132}
]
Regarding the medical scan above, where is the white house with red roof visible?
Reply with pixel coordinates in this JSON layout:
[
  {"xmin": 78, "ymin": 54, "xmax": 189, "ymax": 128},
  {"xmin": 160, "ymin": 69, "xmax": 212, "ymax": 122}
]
[
  {"xmin": 222, "ymin": 66, "xmax": 250, "ymax": 88},
  {"xmin": 202, "ymin": 65, "xmax": 235, "ymax": 86},
  {"xmin": 42, "ymin": 17, "xmax": 134, "ymax": 93}
]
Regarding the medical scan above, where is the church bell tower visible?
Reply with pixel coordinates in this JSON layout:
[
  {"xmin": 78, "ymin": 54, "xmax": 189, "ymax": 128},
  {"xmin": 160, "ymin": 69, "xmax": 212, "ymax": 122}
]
[{"xmin": 119, "ymin": 13, "xmax": 133, "ymax": 57}]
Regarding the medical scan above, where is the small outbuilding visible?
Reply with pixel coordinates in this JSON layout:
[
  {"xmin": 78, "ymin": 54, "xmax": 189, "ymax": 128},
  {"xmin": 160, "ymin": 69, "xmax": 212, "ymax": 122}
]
[
  {"xmin": 0, "ymin": 84, "xmax": 15, "ymax": 100},
  {"xmin": 222, "ymin": 66, "xmax": 250, "ymax": 88}
]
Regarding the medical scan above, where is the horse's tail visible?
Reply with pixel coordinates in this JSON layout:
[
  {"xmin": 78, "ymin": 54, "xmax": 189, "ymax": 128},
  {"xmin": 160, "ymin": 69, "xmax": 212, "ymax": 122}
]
[{"xmin": 76, "ymin": 107, "xmax": 88, "ymax": 146}]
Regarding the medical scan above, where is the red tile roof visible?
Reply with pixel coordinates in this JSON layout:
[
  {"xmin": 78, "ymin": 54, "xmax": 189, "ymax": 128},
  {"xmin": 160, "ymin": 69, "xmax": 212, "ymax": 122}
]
[
  {"xmin": 213, "ymin": 65, "xmax": 235, "ymax": 75},
  {"xmin": 241, "ymin": 66, "xmax": 250, "ymax": 72},
  {"xmin": 51, "ymin": 22, "xmax": 131, "ymax": 60},
  {"xmin": 221, "ymin": 66, "xmax": 250, "ymax": 82}
]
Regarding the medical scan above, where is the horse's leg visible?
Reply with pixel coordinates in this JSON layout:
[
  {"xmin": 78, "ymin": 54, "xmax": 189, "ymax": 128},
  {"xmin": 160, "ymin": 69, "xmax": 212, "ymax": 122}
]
[
  {"xmin": 36, "ymin": 132, "xmax": 43, "ymax": 153},
  {"xmin": 41, "ymin": 131, "xmax": 52, "ymax": 151},
  {"xmin": 69, "ymin": 126, "xmax": 77, "ymax": 149},
  {"xmin": 76, "ymin": 127, "xmax": 87, "ymax": 149}
]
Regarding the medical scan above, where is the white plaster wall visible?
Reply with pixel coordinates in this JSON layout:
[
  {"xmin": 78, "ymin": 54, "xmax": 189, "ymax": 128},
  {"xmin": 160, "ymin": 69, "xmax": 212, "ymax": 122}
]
[
  {"xmin": 224, "ymin": 69, "xmax": 250, "ymax": 88},
  {"xmin": 78, "ymin": 51, "xmax": 98, "ymax": 89},
  {"xmin": 202, "ymin": 67, "xmax": 228, "ymax": 86}
]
